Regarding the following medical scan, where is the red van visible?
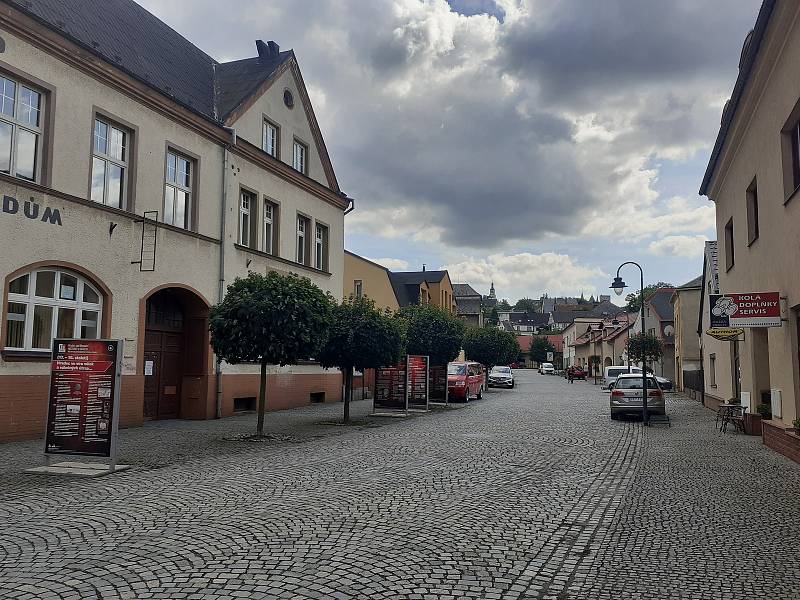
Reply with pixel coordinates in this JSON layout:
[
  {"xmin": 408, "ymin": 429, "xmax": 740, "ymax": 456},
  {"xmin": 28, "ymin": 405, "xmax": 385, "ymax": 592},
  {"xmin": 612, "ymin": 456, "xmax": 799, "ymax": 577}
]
[{"xmin": 447, "ymin": 361, "xmax": 484, "ymax": 401}]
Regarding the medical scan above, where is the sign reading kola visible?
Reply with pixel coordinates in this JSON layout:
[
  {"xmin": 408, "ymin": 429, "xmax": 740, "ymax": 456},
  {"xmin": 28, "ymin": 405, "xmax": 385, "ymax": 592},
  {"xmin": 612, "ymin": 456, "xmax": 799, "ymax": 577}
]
[{"xmin": 710, "ymin": 292, "xmax": 781, "ymax": 328}]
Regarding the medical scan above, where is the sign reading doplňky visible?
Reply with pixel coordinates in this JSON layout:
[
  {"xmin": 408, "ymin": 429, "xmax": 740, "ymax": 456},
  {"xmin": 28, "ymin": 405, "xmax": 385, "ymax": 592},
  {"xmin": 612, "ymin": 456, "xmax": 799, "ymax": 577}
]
[
  {"xmin": 710, "ymin": 292, "xmax": 781, "ymax": 328},
  {"xmin": 706, "ymin": 327, "xmax": 745, "ymax": 341}
]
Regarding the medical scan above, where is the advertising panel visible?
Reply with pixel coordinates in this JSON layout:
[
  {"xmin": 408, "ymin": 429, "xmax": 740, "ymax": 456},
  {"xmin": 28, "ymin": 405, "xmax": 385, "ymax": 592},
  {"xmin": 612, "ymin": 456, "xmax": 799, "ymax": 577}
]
[
  {"xmin": 45, "ymin": 339, "xmax": 122, "ymax": 457},
  {"xmin": 428, "ymin": 365, "xmax": 448, "ymax": 402},
  {"xmin": 709, "ymin": 293, "xmax": 781, "ymax": 328},
  {"xmin": 406, "ymin": 355, "xmax": 430, "ymax": 410},
  {"xmin": 374, "ymin": 364, "xmax": 407, "ymax": 411}
]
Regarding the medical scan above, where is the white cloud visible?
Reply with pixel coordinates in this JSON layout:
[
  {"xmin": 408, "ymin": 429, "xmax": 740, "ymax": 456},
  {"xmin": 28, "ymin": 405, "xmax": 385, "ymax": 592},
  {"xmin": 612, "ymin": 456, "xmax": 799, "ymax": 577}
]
[
  {"xmin": 648, "ymin": 235, "xmax": 709, "ymax": 258},
  {"xmin": 442, "ymin": 252, "xmax": 607, "ymax": 300},
  {"xmin": 364, "ymin": 256, "xmax": 410, "ymax": 271}
]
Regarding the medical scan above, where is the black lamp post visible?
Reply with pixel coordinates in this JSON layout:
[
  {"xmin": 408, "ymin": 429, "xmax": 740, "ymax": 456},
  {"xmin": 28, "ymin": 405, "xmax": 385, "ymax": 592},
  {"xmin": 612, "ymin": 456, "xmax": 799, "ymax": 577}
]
[{"xmin": 611, "ymin": 262, "xmax": 649, "ymax": 425}]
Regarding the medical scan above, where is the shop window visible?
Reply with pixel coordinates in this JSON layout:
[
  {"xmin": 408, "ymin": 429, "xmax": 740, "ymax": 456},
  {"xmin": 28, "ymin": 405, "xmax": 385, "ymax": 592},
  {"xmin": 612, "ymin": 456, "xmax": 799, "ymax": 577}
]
[
  {"xmin": 0, "ymin": 74, "xmax": 43, "ymax": 182},
  {"xmin": 5, "ymin": 269, "xmax": 103, "ymax": 352}
]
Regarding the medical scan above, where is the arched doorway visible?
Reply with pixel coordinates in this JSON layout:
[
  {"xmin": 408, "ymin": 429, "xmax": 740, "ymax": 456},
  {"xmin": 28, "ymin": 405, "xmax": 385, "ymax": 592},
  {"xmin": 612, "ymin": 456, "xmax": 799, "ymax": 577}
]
[
  {"xmin": 604, "ymin": 357, "xmax": 613, "ymax": 367},
  {"xmin": 142, "ymin": 287, "xmax": 210, "ymax": 420}
]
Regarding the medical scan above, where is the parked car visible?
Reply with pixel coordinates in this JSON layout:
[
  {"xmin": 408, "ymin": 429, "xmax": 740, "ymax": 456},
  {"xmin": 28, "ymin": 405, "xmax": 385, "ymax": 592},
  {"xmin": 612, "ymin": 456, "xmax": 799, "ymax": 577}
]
[
  {"xmin": 603, "ymin": 365, "xmax": 642, "ymax": 389},
  {"xmin": 447, "ymin": 361, "xmax": 484, "ymax": 401},
  {"xmin": 539, "ymin": 362, "xmax": 555, "ymax": 375},
  {"xmin": 609, "ymin": 373, "xmax": 666, "ymax": 419},
  {"xmin": 654, "ymin": 375, "xmax": 673, "ymax": 391},
  {"xmin": 488, "ymin": 365, "xmax": 515, "ymax": 388},
  {"xmin": 567, "ymin": 365, "xmax": 587, "ymax": 380}
]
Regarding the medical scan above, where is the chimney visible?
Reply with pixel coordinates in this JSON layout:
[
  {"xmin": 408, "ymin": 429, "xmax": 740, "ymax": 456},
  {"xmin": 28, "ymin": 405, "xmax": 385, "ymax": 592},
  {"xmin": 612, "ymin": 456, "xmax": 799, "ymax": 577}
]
[
  {"xmin": 422, "ymin": 264, "xmax": 426, "ymax": 272},
  {"xmin": 255, "ymin": 40, "xmax": 280, "ymax": 59}
]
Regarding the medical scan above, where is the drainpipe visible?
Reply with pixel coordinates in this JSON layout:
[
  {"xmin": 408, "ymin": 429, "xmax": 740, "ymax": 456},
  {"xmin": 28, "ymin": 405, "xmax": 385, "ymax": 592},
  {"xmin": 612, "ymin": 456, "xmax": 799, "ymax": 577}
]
[{"xmin": 215, "ymin": 126, "xmax": 237, "ymax": 419}]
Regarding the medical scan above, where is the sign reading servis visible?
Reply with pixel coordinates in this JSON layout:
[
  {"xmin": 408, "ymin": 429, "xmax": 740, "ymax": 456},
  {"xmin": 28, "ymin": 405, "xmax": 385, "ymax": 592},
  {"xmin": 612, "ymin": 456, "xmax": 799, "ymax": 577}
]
[{"xmin": 710, "ymin": 292, "xmax": 781, "ymax": 328}]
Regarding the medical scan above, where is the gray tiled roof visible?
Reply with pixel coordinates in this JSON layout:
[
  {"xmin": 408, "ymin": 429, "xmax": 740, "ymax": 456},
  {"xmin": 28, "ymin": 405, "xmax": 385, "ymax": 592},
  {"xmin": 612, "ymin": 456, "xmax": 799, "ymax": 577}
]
[
  {"xmin": 7, "ymin": 0, "xmax": 292, "ymax": 123},
  {"xmin": 388, "ymin": 271, "xmax": 449, "ymax": 307},
  {"xmin": 456, "ymin": 296, "xmax": 481, "ymax": 315},
  {"xmin": 648, "ymin": 289, "xmax": 676, "ymax": 321},
  {"xmin": 453, "ymin": 283, "xmax": 480, "ymax": 298},
  {"xmin": 677, "ymin": 275, "xmax": 703, "ymax": 289}
]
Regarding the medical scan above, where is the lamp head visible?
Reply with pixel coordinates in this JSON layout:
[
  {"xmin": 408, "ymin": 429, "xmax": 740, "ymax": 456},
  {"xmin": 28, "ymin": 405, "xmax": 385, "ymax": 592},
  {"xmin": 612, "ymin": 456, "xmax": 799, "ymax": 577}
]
[{"xmin": 610, "ymin": 276, "xmax": 626, "ymax": 296}]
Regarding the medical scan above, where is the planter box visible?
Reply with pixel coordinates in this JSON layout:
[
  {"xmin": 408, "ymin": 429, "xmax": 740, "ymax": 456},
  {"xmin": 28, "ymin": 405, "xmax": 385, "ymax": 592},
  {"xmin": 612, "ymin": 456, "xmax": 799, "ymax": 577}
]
[
  {"xmin": 744, "ymin": 412, "xmax": 762, "ymax": 436},
  {"xmin": 762, "ymin": 421, "xmax": 800, "ymax": 464}
]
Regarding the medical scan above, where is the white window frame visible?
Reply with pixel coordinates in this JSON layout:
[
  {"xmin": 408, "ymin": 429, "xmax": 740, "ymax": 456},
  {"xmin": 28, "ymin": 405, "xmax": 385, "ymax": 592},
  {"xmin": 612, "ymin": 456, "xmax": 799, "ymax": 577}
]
[
  {"xmin": 292, "ymin": 139, "xmax": 307, "ymax": 174},
  {"xmin": 354, "ymin": 280, "xmax": 363, "ymax": 299},
  {"xmin": 0, "ymin": 74, "xmax": 44, "ymax": 182},
  {"xmin": 263, "ymin": 199, "xmax": 275, "ymax": 254},
  {"xmin": 297, "ymin": 215, "xmax": 307, "ymax": 264},
  {"xmin": 91, "ymin": 117, "xmax": 128, "ymax": 208},
  {"xmin": 262, "ymin": 119, "xmax": 278, "ymax": 158},
  {"xmin": 164, "ymin": 149, "xmax": 193, "ymax": 229},
  {"xmin": 314, "ymin": 223, "xmax": 327, "ymax": 271},
  {"xmin": 5, "ymin": 269, "xmax": 103, "ymax": 352},
  {"xmin": 239, "ymin": 191, "xmax": 252, "ymax": 247}
]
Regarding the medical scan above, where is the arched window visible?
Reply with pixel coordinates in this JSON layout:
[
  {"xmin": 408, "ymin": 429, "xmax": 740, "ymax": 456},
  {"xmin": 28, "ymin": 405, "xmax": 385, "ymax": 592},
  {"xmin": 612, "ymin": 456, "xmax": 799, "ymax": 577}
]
[{"xmin": 5, "ymin": 268, "xmax": 103, "ymax": 351}]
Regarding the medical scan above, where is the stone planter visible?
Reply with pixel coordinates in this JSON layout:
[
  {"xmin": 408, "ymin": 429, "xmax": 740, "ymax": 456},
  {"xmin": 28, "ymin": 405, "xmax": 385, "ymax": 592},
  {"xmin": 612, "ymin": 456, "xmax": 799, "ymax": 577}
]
[
  {"xmin": 744, "ymin": 412, "xmax": 762, "ymax": 436},
  {"xmin": 763, "ymin": 421, "xmax": 800, "ymax": 464}
]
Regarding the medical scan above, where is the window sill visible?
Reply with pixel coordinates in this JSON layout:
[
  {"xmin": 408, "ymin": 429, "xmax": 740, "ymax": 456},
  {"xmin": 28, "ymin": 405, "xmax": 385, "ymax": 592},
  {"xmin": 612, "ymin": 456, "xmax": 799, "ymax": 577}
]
[
  {"xmin": 1, "ymin": 349, "xmax": 50, "ymax": 362},
  {"xmin": 234, "ymin": 244, "xmax": 331, "ymax": 277},
  {"xmin": 784, "ymin": 183, "xmax": 800, "ymax": 206}
]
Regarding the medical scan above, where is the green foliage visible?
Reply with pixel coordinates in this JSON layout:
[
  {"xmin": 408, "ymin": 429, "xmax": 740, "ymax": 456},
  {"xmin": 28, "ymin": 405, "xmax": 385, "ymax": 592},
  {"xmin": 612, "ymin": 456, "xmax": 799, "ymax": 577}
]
[
  {"xmin": 756, "ymin": 403, "xmax": 772, "ymax": 419},
  {"xmin": 496, "ymin": 299, "xmax": 512, "ymax": 311},
  {"xmin": 487, "ymin": 307, "xmax": 500, "ymax": 327},
  {"xmin": 625, "ymin": 282, "xmax": 674, "ymax": 312},
  {"xmin": 396, "ymin": 304, "xmax": 465, "ymax": 366},
  {"xmin": 209, "ymin": 271, "xmax": 332, "ymax": 434},
  {"xmin": 463, "ymin": 327, "xmax": 520, "ymax": 367},
  {"xmin": 625, "ymin": 332, "xmax": 664, "ymax": 367},
  {"xmin": 513, "ymin": 297, "xmax": 540, "ymax": 313},
  {"xmin": 794, "ymin": 417, "xmax": 800, "ymax": 431},
  {"xmin": 529, "ymin": 336, "xmax": 556, "ymax": 364}
]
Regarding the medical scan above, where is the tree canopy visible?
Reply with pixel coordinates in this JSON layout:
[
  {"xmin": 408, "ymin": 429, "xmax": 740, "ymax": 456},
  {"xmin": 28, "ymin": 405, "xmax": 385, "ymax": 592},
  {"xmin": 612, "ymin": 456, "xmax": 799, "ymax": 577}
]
[
  {"xmin": 210, "ymin": 271, "xmax": 332, "ymax": 435},
  {"xmin": 319, "ymin": 296, "xmax": 403, "ymax": 422},
  {"xmin": 625, "ymin": 282, "xmax": 673, "ymax": 312},
  {"xmin": 463, "ymin": 327, "xmax": 520, "ymax": 367},
  {"xmin": 496, "ymin": 299, "xmax": 512, "ymax": 311},
  {"xmin": 513, "ymin": 297, "xmax": 540, "ymax": 313},
  {"xmin": 397, "ymin": 305, "xmax": 465, "ymax": 366},
  {"xmin": 626, "ymin": 332, "xmax": 664, "ymax": 368},
  {"xmin": 529, "ymin": 336, "xmax": 556, "ymax": 364}
]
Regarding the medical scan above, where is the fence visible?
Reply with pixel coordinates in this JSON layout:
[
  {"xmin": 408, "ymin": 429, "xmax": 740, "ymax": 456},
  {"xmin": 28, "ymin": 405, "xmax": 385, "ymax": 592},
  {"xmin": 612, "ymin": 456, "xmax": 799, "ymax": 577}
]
[{"xmin": 683, "ymin": 369, "xmax": 703, "ymax": 393}]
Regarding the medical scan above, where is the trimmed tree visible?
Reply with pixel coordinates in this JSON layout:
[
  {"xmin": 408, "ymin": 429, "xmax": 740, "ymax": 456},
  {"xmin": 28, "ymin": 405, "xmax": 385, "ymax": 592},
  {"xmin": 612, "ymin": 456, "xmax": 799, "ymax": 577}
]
[
  {"xmin": 463, "ymin": 327, "xmax": 519, "ymax": 368},
  {"xmin": 529, "ymin": 336, "xmax": 556, "ymax": 364},
  {"xmin": 319, "ymin": 296, "xmax": 403, "ymax": 423},
  {"xmin": 626, "ymin": 332, "xmax": 664, "ymax": 373},
  {"xmin": 209, "ymin": 271, "xmax": 332, "ymax": 436},
  {"xmin": 397, "ymin": 305, "xmax": 465, "ymax": 366}
]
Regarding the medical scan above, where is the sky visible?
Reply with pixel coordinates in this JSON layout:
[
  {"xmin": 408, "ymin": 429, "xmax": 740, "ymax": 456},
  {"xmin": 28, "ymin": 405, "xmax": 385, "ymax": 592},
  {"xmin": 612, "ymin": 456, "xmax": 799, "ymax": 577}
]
[{"xmin": 139, "ymin": 0, "xmax": 762, "ymax": 303}]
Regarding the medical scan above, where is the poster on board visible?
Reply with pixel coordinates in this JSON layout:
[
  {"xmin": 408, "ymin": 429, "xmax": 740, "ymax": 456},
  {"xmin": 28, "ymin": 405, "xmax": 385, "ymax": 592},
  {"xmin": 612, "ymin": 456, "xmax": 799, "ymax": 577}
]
[
  {"xmin": 406, "ymin": 355, "xmax": 430, "ymax": 410},
  {"xmin": 45, "ymin": 339, "xmax": 122, "ymax": 458},
  {"xmin": 374, "ymin": 364, "xmax": 407, "ymax": 411}
]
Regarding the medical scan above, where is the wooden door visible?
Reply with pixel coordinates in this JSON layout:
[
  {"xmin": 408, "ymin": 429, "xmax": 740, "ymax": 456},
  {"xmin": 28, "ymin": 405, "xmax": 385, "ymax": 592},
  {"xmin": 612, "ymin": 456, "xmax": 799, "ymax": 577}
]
[
  {"xmin": 143, "ymin": 330, "xmax": 184, "ymax": 419},
  {"xmin": 143, "ymin": 349, "xmax": 161, "ymax": 419}
]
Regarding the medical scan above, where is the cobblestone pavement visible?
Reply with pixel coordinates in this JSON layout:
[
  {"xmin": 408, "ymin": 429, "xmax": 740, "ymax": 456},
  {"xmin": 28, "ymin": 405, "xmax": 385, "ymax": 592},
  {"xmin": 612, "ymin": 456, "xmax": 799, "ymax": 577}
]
[{"xmin": 2, "ymin": 371, "xmax": 800, "ymax": 599}]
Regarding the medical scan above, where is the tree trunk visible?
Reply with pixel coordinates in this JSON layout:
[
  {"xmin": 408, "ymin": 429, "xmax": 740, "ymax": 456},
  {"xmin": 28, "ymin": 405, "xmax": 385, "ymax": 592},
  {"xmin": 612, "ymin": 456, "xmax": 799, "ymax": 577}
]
[
  {"xmin": 256, "ymin": 359, "xmax": 267, "ymax": 436},
  {"xmin": 343, "ymin": 366, "xmax": 353, "ymax": 424}
]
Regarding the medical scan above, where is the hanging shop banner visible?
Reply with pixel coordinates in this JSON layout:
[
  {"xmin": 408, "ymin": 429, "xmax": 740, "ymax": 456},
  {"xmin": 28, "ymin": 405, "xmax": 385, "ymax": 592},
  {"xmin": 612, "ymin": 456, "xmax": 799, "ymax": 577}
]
[
  {"xmin": 706, "ymin": 327, "xmax": 745, "ymax": 342},
  {"xmin": 374, "ymin": 364, "xmax": 407, "ymax": 411},
  {"xmin": 45, "ymin": 339, "xmax": 122, "ymax": 457},
  {"xmin": 710, "ymin": 292, "xmax": 781, "ymax": 328},
  {"xmin": 406, "ymin": 355, "xmax": 430, "ymax": 410},
  {"xmin": 428, "ymin": 364, "xmax": 448, "ymax": 402}
]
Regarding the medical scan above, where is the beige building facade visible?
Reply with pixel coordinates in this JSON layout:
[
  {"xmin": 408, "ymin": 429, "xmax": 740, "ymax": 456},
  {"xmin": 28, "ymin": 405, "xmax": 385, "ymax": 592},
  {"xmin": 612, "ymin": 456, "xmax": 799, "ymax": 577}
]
[
  {"xmin": 343, "ymin": 251, "xmax": 399, "ymax": 312},
  {"xmin": 701, "ymin": 0, "xmax": 800, "ymax": 461},
  {"xmin": 671, "ymin": 277, "xmax": 702, "ymax": 393},
  {"xmin": 0, "ymin": 1, "xmax": 349, "ymax": 441}
]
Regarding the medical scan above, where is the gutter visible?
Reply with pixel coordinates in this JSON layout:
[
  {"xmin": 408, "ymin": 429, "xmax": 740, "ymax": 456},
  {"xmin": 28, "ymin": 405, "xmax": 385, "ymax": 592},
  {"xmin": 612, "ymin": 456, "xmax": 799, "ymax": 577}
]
[{"xmin": 215, "ymin": 126, "xmax": 237, "ymax": 419}]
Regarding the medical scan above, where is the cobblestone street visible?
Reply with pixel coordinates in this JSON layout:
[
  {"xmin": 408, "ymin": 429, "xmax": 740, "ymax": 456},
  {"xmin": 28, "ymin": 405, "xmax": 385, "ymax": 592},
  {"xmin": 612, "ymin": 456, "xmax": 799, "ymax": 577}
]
[{"xmin": 2, "ymin": 370, "xmax": 800, "ymax": 599}]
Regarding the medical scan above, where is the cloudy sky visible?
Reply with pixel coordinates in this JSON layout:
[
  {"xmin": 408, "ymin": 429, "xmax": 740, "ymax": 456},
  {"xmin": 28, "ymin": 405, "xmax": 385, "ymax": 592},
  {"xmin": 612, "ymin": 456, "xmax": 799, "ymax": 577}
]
[{"xmin": 141, "ymin": 0, "xmax": 761, "ymax": 303}]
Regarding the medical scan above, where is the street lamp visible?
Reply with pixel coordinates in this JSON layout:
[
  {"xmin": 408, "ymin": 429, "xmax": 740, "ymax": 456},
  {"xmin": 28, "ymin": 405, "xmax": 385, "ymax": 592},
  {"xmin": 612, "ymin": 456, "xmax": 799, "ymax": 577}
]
[{"xmin": 611, "ymin": 262, "xmax": 649, "ymax": 425}]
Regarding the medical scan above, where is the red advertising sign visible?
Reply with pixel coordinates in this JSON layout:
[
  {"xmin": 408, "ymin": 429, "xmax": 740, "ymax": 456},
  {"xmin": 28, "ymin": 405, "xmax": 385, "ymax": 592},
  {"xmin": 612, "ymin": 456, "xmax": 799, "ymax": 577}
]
[
  {"xmin": 45, "ymin": 339, "xmax": 122, "ymax": 457},
  {"xmin": 710, "ymin": 292, "xmax": 781, "ymax": 328},
  {"xmin": 406, "ymin": 355, "xmax": 429, "ymax": 409}
]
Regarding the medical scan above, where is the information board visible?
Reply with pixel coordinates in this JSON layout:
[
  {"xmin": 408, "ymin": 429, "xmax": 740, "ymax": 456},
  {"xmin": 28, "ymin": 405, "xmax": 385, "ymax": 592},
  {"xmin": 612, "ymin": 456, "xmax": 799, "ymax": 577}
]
[
  {"xmin": 406, "ymin": 355, "xmax": 429, "ymax": 410},
  {"xmin": 710, "ymin": 292, "xmax": 781, "ymax": 328},
  {"xmin": 45, "ymin": 339, "xmax": 122, "ymax": 457},
  {"xmin": 374, "ymin": 365, "xmax": 407, "ymax": 411},
  {"xmin": 429, "ymin": 364, "xmax": 447, "ymax": 402}
]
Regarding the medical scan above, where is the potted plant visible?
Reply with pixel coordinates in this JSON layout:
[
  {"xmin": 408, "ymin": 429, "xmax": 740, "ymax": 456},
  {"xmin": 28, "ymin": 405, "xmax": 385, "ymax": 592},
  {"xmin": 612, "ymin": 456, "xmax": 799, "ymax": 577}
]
[
  {"xmin": 756, "ymin": 403, "xmax": 772, "ymax": 420},
  {"xmin": 792, "ymin": 417, "xmax": 800, "ymax": 433}
]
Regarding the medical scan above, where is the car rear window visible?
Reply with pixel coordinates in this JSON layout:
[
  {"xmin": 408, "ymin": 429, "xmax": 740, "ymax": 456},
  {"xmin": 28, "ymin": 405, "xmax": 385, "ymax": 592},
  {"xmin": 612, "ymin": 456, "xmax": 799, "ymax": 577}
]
[
  {"xmin": 492, "ymin": 367, "xmax": 511, "ymax": 374},
  {"xmin": 607, "ymin": 368, "xmax": 625, "ymax": 379},
  {"xmin": 615, "ymin": 377, "xmax": 658, "ymax": 389},
  {"xmin": 448, "ymin": 364, "xmax": 466, "ymax": 375}
]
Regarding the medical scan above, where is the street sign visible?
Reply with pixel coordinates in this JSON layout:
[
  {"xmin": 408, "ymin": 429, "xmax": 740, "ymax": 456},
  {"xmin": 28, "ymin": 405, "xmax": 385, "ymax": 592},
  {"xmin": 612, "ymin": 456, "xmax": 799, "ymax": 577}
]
[
  {"xmin": 546, "ymin": 351, "xmax": 554, "ymax": 362},
  {"xmin": 706, "ymin": 327, "xmax": 745, "ymax": 341},
  {"xmin": 710, "ymin": 292, "xmax": 781, "ymax": 328},
  {"xmin": 45, "ymin": 339, "xmax": 122, "ymax": 458}
]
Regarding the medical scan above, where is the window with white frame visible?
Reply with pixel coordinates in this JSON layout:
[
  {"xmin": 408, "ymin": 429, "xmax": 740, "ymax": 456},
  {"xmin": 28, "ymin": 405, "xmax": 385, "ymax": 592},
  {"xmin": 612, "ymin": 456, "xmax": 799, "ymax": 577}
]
[
  {"xmin": 263, "ymin": 199, "xmax": 277, "ymax": 254},
  {"xmin": 297, "ymin": 215, "xmax": 309, "ymax": 265},
  {"xmin": 292, "ymin": 139, "xmax": 307, "ymax": 174},
  {"xmin": 5, "ymin": 269, "xmax": 102, "ymax": 351},
  {"xmin": 262, "ymin": 119, "xmax": 278, "ymax": 158},
  {"xmin": 164, "ymin": 149, "xmax": 193, "ymax": 229},
  {"xmin": 354, "ymin": 280, "xmax": 363, "ymax": 299},
  {"xmin": 314, "ymin": 223, "xmax": 328, "ymax": 271},
  {"xmin": 91, "ymin": 117, "xmax": 128, "ymax": 208},
  {"xmin": 0, "ymin": 74, "xmax": 43, "ymax": 182},
  {"xmin": 239, "ymin": 190, "xmax": 253, "ymax": 247}
]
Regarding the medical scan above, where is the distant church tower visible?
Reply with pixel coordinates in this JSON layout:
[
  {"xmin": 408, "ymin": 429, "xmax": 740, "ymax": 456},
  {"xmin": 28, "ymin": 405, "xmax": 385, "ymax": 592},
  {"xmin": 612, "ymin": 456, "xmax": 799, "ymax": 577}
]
[{"xmin": 489, "ymin": 281, "xmax": 496, "ymax": 299}]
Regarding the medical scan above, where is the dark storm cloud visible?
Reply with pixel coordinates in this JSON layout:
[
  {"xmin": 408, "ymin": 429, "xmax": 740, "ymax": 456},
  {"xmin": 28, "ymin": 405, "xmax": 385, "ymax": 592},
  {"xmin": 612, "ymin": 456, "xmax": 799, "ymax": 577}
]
[{"xmin": 139, "ymin": 0, "xmax": 761, "ymax": 250}]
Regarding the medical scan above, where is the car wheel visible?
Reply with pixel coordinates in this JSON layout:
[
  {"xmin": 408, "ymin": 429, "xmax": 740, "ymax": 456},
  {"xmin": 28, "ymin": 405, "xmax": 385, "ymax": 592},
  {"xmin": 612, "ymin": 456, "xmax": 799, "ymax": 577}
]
[
  {"xmin": 511, "ymin": 381, "xmax": 515, "ymax": 388},
  {"xmin": 610, "ymin": 413, "xmax": 619, "ymax": 421},
  {"xmin": 465, "ymin": 388, "xmax": 470, "ymax": 402},
  {"xmin": 477, "ymin": 387, "xmax": 483, "ymax": 399}
]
